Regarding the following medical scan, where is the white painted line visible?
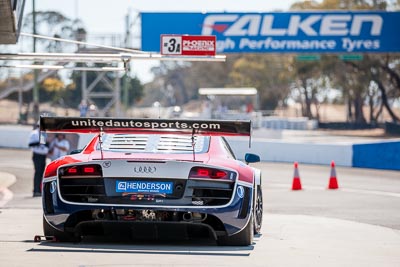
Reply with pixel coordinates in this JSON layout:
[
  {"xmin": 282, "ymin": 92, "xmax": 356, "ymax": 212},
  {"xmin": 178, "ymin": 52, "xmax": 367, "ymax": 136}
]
[
  {"xmin": 0, "ymin": 187, "xmax": 14, "ymax": 207},
  {"xmin": 269, "ymin": 183, "xmax": 400, "ymax": 198},
  {"xmin": 341, "ymin": 188, "xmax": 400, "ymax": 198}
]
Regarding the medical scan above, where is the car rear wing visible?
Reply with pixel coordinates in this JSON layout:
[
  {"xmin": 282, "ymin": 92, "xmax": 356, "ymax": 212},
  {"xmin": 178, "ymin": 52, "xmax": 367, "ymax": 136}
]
[{"xmin": 39, "ymin": 116, "xmax": 251, "ymax": 137}]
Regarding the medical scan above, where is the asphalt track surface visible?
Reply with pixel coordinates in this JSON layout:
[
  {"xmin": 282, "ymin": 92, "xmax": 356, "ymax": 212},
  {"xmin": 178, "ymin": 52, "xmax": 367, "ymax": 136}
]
[{"xmin": 0, "ymin": 148, "xmax": 399, "ymax": 266}]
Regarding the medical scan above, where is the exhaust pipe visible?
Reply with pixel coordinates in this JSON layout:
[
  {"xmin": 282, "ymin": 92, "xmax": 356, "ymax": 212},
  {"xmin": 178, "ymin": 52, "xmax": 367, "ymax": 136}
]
[
  {"xmin": 93, "ymin": 209, "xmax": 106, "ymax": 220},
  {"xmin": 182, "ymin": 212, "xmax": 192, "ymax": 221}
]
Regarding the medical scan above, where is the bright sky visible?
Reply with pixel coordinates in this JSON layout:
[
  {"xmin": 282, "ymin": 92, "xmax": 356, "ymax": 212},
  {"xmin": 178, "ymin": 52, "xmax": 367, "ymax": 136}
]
[{"xmin": 23, "ymin": 0, "xmax": 299, "ymax": 82}]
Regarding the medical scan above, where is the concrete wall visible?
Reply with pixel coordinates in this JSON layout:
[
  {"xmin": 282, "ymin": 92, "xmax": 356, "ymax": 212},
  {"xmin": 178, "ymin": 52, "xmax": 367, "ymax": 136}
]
[
  {"xmin": 353, "ymin": 140, "xmax": 400, "ymax": 171},
  {"xmin": 0, "ymin": 125, "xmax": 93, "ymax": 151},
  {"xmin": 0, "ymin": 125, "xmax": 33, "ymax": 149},
  {"xmin": 260, "ymin": 117, "xmax": 318, "ymax": 130},
  {"xmin": 229, "ymin": 139, "xmax": 353, "ymax": 167}
]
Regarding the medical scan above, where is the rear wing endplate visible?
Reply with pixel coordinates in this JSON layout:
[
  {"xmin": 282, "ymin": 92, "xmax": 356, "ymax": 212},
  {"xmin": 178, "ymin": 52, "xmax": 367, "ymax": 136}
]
[{"xmin": 40, "ymin": 116, "xmax": 251, "ymax": 137}]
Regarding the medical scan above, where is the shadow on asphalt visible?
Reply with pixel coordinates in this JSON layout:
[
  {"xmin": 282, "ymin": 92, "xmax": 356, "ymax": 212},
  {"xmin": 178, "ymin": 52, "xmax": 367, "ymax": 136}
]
[{"xmin": 24, "ymin": 234, "xmax": 260, "ymax": 256}]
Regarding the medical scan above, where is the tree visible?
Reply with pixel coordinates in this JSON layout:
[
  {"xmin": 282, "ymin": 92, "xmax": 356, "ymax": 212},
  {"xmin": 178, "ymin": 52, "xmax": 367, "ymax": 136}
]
[
  {"xmin": 291, "ymin": 59, "xmax": 323, "ymax": 119},
  {"xmin": 142, "ymin": 57, "xmax": 238, "ymax": 107},
  {"xmin": 144, "ymin": 53, "xmax": 294, "ymax": 112},
  {"xmin": 228, "ymin": 54, "xmax": 292, "ymax": 110},
  {"xmin": 22, "ymin": 11, "xmax": 85, "ymax": 53},
  {"xmin": 289, "ymin": 0, "xmax": 400, "ymax": 124},
  {"xmin": 0, "ymin": 10, "xmax": 86, "ymax": 121}
]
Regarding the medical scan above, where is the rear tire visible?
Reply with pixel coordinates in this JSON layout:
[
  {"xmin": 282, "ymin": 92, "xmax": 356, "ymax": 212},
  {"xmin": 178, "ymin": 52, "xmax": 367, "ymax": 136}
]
[
  {"xmin": 253, "ymin": 185, "xmax": 263, "ymax": 234},
  {"xmin": 43, "ymin": 215, "xmax": 80, "ymax": 242},
  {"xmin": 217, "ymin": 216, "xmax": 254, "ymax": 246}
]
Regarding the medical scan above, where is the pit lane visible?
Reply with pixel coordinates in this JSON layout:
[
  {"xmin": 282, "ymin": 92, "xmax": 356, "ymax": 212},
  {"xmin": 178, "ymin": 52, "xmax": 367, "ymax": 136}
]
[{"xmin": 0, "ymin": 148, "xmax": 399, "ymax": 266}]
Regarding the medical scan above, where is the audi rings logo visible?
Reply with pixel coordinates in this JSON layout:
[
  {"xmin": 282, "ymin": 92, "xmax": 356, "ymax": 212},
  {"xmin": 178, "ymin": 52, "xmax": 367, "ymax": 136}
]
[
  {"xmin": 102, "ymin": 161, "xmax": 111, "ymax": 168},
  {"xmin": 134, "ymin": 166, "xmax": 157, "ymax": 174}
]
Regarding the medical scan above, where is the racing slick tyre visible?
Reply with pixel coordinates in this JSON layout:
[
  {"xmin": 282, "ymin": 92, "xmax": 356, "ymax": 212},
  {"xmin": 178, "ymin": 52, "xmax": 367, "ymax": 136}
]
[
  {"xmin": 253, "ymin": 185, "xmax": 263, "ymax": 235},
  {"xmin": 43, "ymin": 215, "xmax": 81, "ymax": 242},
  {"xmin": 217, "ymin": 216, "xmax": 254, "ymax": 246}
]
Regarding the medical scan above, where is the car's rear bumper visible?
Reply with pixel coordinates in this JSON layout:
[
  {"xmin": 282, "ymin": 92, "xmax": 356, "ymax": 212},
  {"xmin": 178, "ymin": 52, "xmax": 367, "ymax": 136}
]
[{"xmin": 42, "ymin": 179, "xmax": 254, "ymax": 238}]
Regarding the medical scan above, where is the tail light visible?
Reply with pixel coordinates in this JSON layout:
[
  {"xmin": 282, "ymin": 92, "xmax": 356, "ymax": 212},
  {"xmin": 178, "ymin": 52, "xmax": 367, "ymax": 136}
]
[
  {"xmin": 189, "ymin": 167, "xmax": 232, "ymax": 180},
  {"xmin": 60, "ymin": 164, "xmax": 103, "ymax": 178}
]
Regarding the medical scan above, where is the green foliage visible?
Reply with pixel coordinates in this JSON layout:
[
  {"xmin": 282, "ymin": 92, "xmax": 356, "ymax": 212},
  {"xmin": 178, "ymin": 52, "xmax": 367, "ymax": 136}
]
[
  {"xmin": 142, "ymin": 59, "xmax": 236, "ymax": 107},
  {"xmin": 22, "ymin": 10, "xmax": 85, "ymax": 53},
  {"xmin": 39, "ymin": 76, "xmax": 65, "ymax": 104},
  {"xmin": 287, "ymin": 0, "xmax": 400, "ymax": 123},
  {"xmin": 228, "ymin": 54, "xmax": 292, "ymax": 110},
  {"xmin": 290, "ymin": 0, "xmax": 388, "ymax": 10},
  {"xmin": 144, "ymin": 54, "xmax": 293, "ymax": 111},
  {"xmin": 122, "ymin": 74, "xmax": 144, "ymax": 107}
]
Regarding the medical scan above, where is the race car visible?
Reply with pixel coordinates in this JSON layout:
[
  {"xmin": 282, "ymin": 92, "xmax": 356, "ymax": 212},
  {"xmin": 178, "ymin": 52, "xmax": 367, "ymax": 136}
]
[{"xmin": 40, "ymin": 116, "xmax": 263, "ymax": 246}]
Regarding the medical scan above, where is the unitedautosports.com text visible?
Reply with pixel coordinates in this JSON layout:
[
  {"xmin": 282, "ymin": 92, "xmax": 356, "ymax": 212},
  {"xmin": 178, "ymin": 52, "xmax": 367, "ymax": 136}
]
[{"xmin": 71, "ymin": 119, "xmax": 221, "ymax": 130}]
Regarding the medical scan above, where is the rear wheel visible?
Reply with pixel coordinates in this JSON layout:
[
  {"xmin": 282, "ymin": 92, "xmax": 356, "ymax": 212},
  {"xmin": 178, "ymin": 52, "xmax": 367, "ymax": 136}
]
[
  {"xmin": 217, "ymin": 216, "xmax": 254, "ymax": 246},
  {"xmin": 253, "ymin": 185, "xmax": 263, "ymax": 234},
  {"xmin": 43, "ymin": 215, "xmax": 80, "ymax": 242}
]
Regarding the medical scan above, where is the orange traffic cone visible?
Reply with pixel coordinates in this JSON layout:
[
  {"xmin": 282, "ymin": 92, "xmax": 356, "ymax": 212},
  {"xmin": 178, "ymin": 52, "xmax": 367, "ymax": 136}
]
[
  {"xmin": 328, "ymin": 160, "xmax": 339, "ymax": 189},
  {"xmin": 292, "ymin": 162, "xmax": 302, "ymax": 190}
]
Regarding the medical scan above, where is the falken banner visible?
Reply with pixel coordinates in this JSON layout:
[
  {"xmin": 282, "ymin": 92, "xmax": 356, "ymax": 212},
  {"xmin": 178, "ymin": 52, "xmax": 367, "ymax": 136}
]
[{"xmin": 141, "ymin": 12, "xmax": 400, "ymax": 53}]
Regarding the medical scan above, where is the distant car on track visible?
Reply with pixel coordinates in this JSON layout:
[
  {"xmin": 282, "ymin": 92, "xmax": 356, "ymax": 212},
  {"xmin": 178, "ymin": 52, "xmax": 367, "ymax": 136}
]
[{"xmin": 40, "ymin": 116, "xmax": 263, "ymax": 246}]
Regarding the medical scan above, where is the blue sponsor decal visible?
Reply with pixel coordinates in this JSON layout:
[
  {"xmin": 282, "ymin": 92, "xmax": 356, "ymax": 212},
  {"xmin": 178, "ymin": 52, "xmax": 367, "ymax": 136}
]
[
  {"xmin": 116, "ymin": 180, "xmax": 173, "ymax": 194},
  {"xmin": 141, "ymin": 12, "xmax": 400, "ymax": 53}
]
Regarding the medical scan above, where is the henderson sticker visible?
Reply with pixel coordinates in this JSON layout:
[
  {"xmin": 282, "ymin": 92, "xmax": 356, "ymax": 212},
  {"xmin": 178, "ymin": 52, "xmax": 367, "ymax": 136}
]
[{"xmin": 116, "ymin": 181, "xmax": 173, "ymax": 194}]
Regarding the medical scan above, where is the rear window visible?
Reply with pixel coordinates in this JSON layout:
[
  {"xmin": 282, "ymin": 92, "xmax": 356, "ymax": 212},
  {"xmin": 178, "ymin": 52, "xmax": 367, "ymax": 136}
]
[{"xmin": 99, "ymin": 134, "xmax": 210, "ymax": 154}]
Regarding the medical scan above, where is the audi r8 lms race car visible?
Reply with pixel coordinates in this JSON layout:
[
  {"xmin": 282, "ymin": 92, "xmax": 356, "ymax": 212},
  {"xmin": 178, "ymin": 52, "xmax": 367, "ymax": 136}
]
[{"xmin": 40, "ymin": 116, "xmax": 263, "ymax": 246}]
